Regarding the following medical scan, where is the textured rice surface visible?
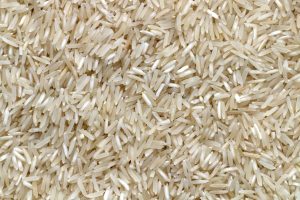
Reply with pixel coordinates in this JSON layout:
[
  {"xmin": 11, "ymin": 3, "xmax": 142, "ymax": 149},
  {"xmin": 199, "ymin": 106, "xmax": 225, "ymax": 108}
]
[{"xmin": 1, "ymin": 0, "xmax": 300, "ymax": 199}]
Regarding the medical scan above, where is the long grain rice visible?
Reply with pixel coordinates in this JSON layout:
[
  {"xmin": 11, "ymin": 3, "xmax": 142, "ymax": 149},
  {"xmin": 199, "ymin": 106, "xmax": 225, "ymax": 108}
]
[{"xmin": 0, "ymin": 0, "xmax": 299, "ymax": 199}]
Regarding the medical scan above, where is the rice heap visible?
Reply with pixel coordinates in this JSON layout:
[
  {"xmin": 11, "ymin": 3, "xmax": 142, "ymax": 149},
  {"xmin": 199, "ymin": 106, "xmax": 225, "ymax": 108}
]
[{"xmin": 1, "ymin": 0, "xmax": 300, "ymax": 199}]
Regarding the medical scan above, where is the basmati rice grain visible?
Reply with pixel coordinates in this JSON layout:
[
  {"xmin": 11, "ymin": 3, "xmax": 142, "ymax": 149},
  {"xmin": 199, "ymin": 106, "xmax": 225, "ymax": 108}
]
[{"xmin": 207, "ymin": 9, "xmax": 219, "ymax": 19}]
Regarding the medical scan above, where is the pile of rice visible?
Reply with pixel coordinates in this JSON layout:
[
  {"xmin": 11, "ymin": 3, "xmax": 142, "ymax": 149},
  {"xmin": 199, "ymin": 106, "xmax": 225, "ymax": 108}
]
[{"xmin": 1, "ymin": 0, "xmax": 300, "ymax": 199}]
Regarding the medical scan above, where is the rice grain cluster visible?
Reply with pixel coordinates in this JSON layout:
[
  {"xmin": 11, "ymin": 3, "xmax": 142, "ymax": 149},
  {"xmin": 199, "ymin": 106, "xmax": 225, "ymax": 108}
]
[{"xmin": 1, "ymin": 0, "xmax": 300, "ymax": 199}]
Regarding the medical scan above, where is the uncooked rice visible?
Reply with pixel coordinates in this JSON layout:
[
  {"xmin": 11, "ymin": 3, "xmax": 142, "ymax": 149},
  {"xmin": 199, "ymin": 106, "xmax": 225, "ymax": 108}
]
[{"xmin": 0, "ymin": 0, "xmax": 300, "ymax": 199}]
